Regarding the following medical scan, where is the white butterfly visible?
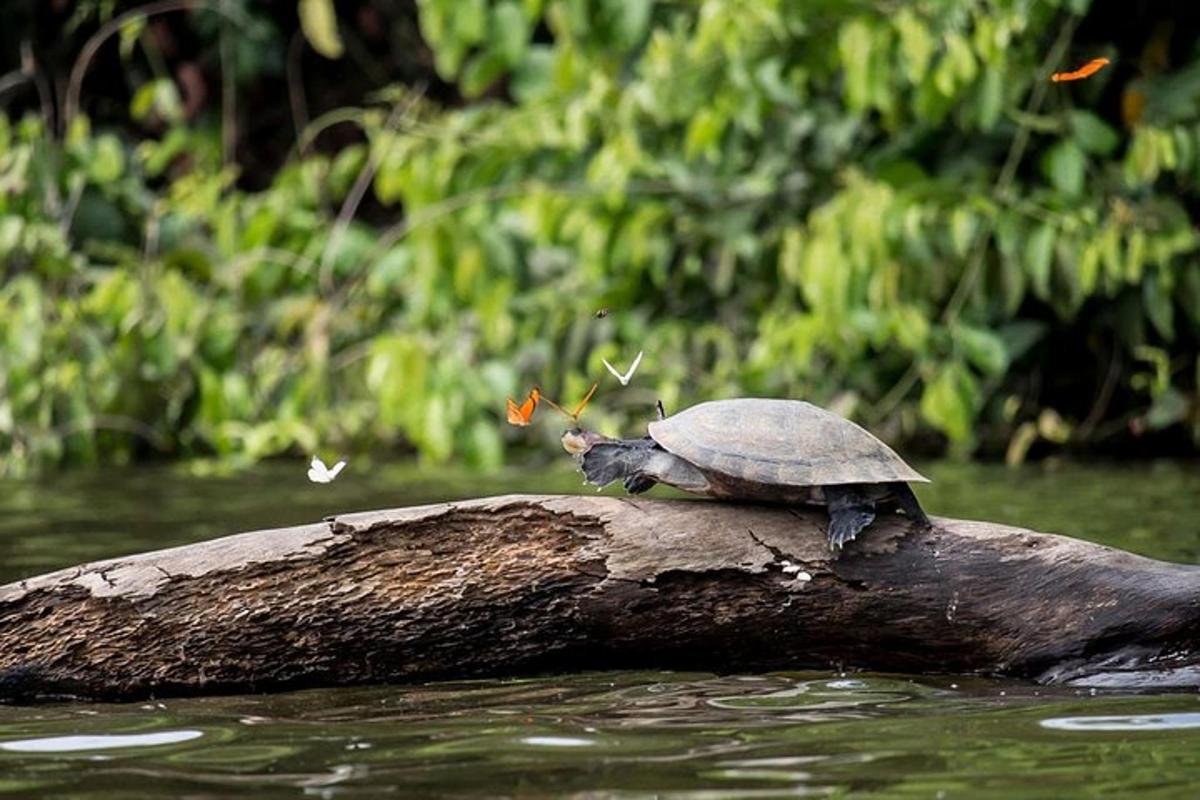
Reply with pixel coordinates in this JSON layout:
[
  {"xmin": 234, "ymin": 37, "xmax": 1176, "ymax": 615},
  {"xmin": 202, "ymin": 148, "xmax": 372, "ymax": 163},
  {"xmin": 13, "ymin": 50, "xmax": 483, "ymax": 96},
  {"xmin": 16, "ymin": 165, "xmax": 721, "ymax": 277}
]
[
  {"xmin": 602, "ymin": 350, "xmax": 644, "ymax": 386},
  {"xmin": 307, "ymin": 456, "xmax": 347, "ymax": 484}
]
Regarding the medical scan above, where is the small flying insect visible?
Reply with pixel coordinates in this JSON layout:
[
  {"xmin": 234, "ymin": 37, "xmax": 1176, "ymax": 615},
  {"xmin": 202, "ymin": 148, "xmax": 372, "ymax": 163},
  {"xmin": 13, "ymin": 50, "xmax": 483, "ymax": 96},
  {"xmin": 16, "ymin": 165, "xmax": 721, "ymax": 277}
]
[
  {"xmin": 308, "ymin": 456, "xmax": 347, "ymax": 484},
  {"xmin": 602, "ymin": 350, "xmax": 644, "ymax": 387},
  {"xmin": 1051, "ymin": 57, "xmax": 1110, "ymax": 83},
  {"xmin": 506, "ymin": 388, "xmax": 541, "ymax": 426},
  {"xmin": 594, "ymin": 308, "xmax": 610, "ymax": 319}
]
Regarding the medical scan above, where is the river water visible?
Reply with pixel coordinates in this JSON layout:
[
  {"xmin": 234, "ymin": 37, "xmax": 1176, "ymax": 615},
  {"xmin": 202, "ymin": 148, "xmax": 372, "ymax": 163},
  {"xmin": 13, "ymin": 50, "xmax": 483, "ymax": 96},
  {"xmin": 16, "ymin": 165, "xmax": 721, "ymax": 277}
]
[{"xmin": 1, "ymin": 460, "xmax": 1198, "ymax": 797}]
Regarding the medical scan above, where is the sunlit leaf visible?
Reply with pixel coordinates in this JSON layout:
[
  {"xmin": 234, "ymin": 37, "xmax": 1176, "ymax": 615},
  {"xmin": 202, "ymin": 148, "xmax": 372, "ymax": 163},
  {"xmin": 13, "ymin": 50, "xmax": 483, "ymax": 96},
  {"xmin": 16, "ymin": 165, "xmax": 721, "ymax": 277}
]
[
  {"xmin": 920, "ymin": 363, "xmax": 978, "ymax": 445},
  {"xmin": 299, "ymin": 0, "xmax": 344, "ymax": 59},
  {"xmin": 955, "ymin": 326, "xmax": 1009, "ymax": 375}
]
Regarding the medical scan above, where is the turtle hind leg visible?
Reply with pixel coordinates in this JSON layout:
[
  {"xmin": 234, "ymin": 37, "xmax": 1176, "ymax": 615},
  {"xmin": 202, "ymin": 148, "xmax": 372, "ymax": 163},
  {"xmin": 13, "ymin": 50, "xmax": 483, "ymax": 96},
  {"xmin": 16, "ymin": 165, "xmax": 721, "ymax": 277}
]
[
  {"xmin": 889, "ymin": 482, "xmax": 931, "ymax": 527},
  {"xmin": 824, "ymin": 485, "xmax": 877, "ymax": 550}
]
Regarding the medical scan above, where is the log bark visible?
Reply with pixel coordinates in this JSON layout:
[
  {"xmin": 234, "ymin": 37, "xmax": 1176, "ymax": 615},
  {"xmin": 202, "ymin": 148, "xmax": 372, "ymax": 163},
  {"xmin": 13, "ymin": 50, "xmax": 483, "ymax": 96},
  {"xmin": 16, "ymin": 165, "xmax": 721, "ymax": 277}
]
[{"xmin": 2, "ymin": 494, "xmax": 1199, "ymax": 702}]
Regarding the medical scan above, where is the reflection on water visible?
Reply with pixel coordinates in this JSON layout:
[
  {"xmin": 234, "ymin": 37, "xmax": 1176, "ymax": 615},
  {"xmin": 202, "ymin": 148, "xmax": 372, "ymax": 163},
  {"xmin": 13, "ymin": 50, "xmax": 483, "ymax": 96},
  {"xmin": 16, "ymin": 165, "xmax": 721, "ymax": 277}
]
[
  {"xmin": 0, "ymin": 459, "xmax": 1198, "ymax": 796},
  {"xmin": 0, "ymin": 730, "xmax": 204, "ymax": 753},
  {"xmin": 1040, "ymin": 712, "xmax": 1200, "ymax": 731}
]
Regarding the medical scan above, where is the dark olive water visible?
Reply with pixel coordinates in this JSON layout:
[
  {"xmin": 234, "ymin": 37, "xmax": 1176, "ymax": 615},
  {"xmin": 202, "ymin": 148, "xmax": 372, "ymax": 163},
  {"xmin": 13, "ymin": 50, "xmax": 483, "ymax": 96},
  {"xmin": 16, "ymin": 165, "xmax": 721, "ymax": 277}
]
[{"xmin": 1, "ymin": 460, "xmax": 1199, "ymax": 797}]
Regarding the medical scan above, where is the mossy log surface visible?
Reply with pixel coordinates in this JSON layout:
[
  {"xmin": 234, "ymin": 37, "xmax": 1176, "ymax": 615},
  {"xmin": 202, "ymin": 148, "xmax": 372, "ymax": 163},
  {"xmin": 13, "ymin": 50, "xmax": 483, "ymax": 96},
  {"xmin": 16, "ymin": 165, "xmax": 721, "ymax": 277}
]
[{"xmin": 2, "ymin": 494, "xmax": 1198, "ymax": 702}]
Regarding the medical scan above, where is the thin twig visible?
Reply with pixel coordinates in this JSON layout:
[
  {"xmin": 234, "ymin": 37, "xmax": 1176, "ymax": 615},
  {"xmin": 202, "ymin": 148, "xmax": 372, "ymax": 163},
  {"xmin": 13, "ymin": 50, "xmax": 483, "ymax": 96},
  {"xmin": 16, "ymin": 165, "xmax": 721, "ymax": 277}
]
[
  {"xmin": 319, "ymin": 89, "xmax": 425, "ymax": 292},
  {"xmin": 23, "ymin": 42, "xmax": 57, "ymax": 137},
  {"xmin": 1078, "ymin": 346, "xmax": 1122, "ymax": 439},
  {"xmin": 6, "ymin": 44, "xmax": 64, "ymax": 218},
  {"xmin": 59, "ymin": 178, "xmax": 86, "ymax": 240},
  {"xmin": 0, "ymin": 71, "xmax": 33, "ymax": 100},
  {"xmin": 294, "ymin": 107, "xmax": 367, "ymax": 160},
  {"xmin": 869, "ymin": 14, "xmax": 1081, "ymax": 426},
  {"xmin": 218, "ymin": 0, "xmax": 237, "ymax": 172},
  {"xmin": 49, "ymin": 415, "xmax": 170, "ymax": 451},
  {"xmin": 941, "ymin": 15, "xmax": 1080, "ymax": 325},
  {"xmin": 63, "ymin": 0, "xmax": 249, "ymax": 134},
  {"xmin": 286, "ymin": 31, "xmax": 310, "ymax": 151}
]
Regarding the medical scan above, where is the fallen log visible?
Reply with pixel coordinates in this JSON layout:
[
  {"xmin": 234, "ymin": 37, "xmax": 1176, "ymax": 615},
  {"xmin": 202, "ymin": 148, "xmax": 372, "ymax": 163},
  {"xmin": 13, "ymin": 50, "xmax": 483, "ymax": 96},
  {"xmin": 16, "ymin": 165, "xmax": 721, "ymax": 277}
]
[{"xmin": 2, "ymin": 494, "xmax": 1198, "ymax": 702}]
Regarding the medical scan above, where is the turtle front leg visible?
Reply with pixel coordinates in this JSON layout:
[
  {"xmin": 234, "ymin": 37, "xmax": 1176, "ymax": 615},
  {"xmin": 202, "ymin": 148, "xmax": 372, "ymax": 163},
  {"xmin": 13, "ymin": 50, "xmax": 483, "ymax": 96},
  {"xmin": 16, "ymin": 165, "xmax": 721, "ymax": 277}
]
[
  {"xmin": 623, "ymin": 474, "xmax": 657, "ymax": 494},
  {"xmin": 824, "ymin": 485, "xmax": 877, "ymax": 550}
]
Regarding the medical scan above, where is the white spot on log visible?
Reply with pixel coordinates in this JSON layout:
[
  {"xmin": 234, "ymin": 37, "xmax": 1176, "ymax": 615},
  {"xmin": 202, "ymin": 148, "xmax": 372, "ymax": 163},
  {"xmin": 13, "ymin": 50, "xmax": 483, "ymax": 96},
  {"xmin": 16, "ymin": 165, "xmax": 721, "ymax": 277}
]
[
  {"xmin": 780, "ymin": 561, "xmax": 812, "ymax": 582},
  {"xmin": 945, "ymin": 591, "xmax": 959, "ymax": 623}
]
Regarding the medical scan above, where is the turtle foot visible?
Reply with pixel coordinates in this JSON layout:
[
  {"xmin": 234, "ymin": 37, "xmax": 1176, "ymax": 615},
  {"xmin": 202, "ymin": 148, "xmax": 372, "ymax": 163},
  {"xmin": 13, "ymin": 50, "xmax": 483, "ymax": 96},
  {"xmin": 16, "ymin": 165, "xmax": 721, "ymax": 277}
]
[
  {"xmin": 623, "ymin": 474, "xmax": 657, "ymax": 494},
  {"xmin": 827, "ymin": 505, "xmax": 876, "ymax": 550}
]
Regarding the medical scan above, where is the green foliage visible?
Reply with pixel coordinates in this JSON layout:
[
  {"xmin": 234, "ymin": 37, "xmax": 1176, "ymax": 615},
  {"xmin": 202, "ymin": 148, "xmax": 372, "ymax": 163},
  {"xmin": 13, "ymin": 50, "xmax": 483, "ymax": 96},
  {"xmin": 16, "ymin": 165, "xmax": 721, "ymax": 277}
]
[
  {"xmin": 299, "ymin": 0, "xmax": 345, "ymax": 59},
  {"xmin": 3, "ymin": 0, "xmax": 1200, "ymax": 475}
]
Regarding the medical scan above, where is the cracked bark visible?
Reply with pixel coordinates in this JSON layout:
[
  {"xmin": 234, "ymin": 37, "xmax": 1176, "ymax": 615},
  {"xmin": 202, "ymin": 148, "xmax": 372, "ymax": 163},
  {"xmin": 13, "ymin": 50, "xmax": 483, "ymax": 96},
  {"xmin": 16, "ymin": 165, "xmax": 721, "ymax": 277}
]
[{"xmin": 1, "ymin": 494, "xmax": 1198, "ymax": 702}]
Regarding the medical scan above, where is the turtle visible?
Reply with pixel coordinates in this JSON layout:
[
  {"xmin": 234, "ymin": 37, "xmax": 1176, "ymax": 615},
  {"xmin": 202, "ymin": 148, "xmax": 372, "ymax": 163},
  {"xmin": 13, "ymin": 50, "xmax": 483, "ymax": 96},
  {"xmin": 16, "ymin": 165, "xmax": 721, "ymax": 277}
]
[{"xmin": 561, "ymin": 398, "xmax": 931, "ymax": 549}]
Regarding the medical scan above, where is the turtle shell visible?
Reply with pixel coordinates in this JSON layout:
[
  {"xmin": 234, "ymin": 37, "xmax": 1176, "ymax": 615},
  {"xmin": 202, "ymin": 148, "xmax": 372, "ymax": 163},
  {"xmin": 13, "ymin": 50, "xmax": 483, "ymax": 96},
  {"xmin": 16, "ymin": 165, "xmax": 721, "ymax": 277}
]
[{"xmin": 647, "ymin": 398, "xmax": 929, "ymax": 487}]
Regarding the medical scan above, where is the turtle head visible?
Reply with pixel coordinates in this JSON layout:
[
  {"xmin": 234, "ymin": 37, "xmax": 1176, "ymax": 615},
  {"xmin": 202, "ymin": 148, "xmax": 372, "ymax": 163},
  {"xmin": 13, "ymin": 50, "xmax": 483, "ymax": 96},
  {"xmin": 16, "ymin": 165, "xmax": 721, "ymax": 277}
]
[{"xmin": 561, "ymin": 428, "xmax": 611, "ymax": 456}]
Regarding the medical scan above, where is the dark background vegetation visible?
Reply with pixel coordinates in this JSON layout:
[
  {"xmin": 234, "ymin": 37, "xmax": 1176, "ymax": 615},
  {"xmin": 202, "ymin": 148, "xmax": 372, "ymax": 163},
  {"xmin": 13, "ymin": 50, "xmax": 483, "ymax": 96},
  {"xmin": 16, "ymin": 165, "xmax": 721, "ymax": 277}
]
[{"xmin": 0, "ymin": 0, "xmax": 1198, "ymax": 476}]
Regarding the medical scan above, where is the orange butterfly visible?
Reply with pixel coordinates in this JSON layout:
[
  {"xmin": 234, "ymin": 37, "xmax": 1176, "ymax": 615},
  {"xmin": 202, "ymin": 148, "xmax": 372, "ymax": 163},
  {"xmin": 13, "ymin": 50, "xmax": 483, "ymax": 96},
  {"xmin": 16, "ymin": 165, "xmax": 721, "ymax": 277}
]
[
  {"xmin": 1051, "ymin": 57, "xmax": 1110, "ymax": 83},
  {"xmin": 542, "ymin": 383, "xmax": 599, "ymax": 422},
  {"xmin": 505, "ymin": 388, "xmax": 541, "ymax": 426}
]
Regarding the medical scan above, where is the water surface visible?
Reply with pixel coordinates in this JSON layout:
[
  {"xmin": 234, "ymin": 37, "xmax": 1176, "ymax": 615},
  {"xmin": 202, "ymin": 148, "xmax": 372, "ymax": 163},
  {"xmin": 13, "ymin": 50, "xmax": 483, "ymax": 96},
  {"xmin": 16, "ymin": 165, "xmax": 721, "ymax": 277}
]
[{"xmin": 1, "ymin": 460, "xmax": 1198, "ymax": 797}]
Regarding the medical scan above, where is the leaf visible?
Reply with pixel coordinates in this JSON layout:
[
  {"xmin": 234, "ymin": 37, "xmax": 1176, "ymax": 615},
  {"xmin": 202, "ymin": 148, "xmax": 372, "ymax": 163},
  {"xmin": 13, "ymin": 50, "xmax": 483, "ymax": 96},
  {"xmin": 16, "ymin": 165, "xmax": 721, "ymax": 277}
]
[
  {"xmin": 1145, "ymin": 388, "xmax": 1189, "ymax": 430},
  {"xmin": 130, "ymin": 79, "xmax": 182, "ymax": 123},
  {"xmin": 997, "ymin": 321, "xmax": 1047, "ymax": 362},
  {"xmin": 1042, "ymin": 140, "xmax": 1086, "ymax": 196},
  {"xmin": 1124, "ymin": 128, "xmax": 1159, "ymax": 186},
  {"xmin": 949, "ymin": 208, "xmax": 976, "ymax": 258},
  {"xmin": 299, "ymin": 0, "xmax": 344, "ymax": 59},
  {"xmin": 460, "ymin": 52, "xmax": 508, "ymax": 98},
  {"xmin": 511, "ymin": 45, "xmax": 555, "ymax": 102},
  {"xmin": 1179, "ymin": 263, "xmax": 1200, "ymax": 324},
  {"xmin": 977, "ymin": 68, "xmax": 1004, "ymax": 130},
  {"xmin": 838, "ymin": 18, "xmax": 873, "ymax": 110},
  {"xmin": 1143, "ymin": 274, "xmax": 1175, "ymax": 340},
  {"xmin": 684, "ymin": 108, "xmax": 727, "ymax": 161},
  {"xmin": 1036, "ymin": 408, "xmax": 1070, "ymax": 443},
  {"xmin": 1024, "ymin": 223, "xmax": 1055, "ymax": 299},
  {"xmin": 920, "ymin": 362, "xmax": 978, "ymax": 445},
  {"xmin": 955, "ymin": 325, "xmax": 1009, "ymax": 375},
  {"xmin": 88, "ymin": 135, "xmax": 125, "ymax": 184},
  {"xmin": 491, "ymin": 1, "xmax": 529, "ymax": 66},
  {"xmin": 894, "ymin": 10, "xmax": 933, "ymax": 85},
  {"xmin": 609, "ymin": 0, "xmax": 652, "ymax": 48},
  {"xmin": 1069, "ymin": 110, "xmax": 1119, "ymax": 156},
  {"xmin": 118, "ymin": 17, "xmax": 146, "ymax": 61},
  {"xmin": 1006, "ymin": 421, "xmax": 1038, "ymax": 466},
  {"xmin": 1078, "ymin": 239, "xmax": 1101, "ymax": 294}
]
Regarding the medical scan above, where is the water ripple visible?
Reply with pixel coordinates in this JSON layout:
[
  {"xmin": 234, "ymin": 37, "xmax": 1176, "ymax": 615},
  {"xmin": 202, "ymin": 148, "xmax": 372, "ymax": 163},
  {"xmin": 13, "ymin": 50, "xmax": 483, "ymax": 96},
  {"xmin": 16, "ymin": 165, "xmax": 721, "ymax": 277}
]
[
  {"xmin": 0, "ymin": 730, "xmax": 203, "ymax": 753},
  {"xmin": 1040, "ymin": 712, "xmax": 1200, "ymax": 731}
]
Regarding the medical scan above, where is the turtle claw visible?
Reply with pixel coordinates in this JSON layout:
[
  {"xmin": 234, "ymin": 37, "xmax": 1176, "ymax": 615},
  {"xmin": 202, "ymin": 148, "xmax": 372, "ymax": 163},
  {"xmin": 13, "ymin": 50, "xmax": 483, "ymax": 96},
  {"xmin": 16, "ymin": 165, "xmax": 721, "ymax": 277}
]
[{"xmin": 826, "ymin": 504, "xmax": 876, "ymax": 551}]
